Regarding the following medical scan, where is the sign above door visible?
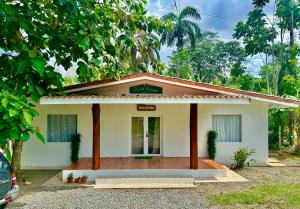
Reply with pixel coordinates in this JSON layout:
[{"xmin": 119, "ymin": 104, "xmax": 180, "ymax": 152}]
[{"xmin": 137, "ymin": 104, "xmax": 156, "ymax": 111}]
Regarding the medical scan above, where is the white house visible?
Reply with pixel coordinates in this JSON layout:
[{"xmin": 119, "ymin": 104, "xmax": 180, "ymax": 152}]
[{"xmin": 21, "ymin": 73, "xmax": 299, "ymax": 181}]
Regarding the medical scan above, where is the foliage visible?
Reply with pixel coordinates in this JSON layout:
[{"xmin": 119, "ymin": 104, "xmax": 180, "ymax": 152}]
[
  {"xmin": 70, "ymin": 134, "xmax": 81, "ymax": 163},
  {"xmin": 0, "ymin": 0, "xmax": 165, "ymax": 170},
  {"xmin": 207, "ymin": 131, "xmax": 218, "ymax": 160},
  {"xmin": 167, "ymin": 31, "xmax": 246, "ymax": 82},
  {"xmin": 233, "ymin": 0, "xmax": 300, "ymax": 151},
  {"xmin": 160, "ymin": 6, "xmax": 201, "ymax": 49},
  {"xmin": 234, "ymin": 9, "xmax": 276, "ymax": 57},
  {"xmin": 234, "ymin": 0, "xmax": 300, "ymax": 95},
  {"xmin": 67, "ymin": 172, "xmax": 74, "ymax": 180},
  {"xmin": 231, "ymin": 147, "xmax": 256, "ymax": 169},
  {"xmin": 191, "ymin": 36, "xmax": 245, "ymax": 83},
  {"xmin": 160, "ymin": 4, "xmax": 201, "ymax": 77},
  {"xmin": 253, "ymin": 0, "xmax": 271, "ymax": 8},
  {"xmin": 0, "ymin": 91, "xmax": 45, "ymax": 155},
  {"xmin": 168, "ymin": 49, "xmax": 193, "ymax": 79}
]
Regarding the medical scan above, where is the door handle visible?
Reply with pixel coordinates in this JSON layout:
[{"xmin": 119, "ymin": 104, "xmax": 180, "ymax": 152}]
[{"xmin": 146, "ymin": 131, "xmax": 148, "ymax": 138}]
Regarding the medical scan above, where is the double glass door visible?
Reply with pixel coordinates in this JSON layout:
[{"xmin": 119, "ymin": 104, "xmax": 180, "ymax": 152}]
[{"xmin": 131, "ymin": 116, "xmax": 161, "ymax": 156}]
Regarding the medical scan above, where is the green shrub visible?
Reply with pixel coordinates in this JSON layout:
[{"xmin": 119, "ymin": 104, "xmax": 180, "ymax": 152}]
[
  {"xmin": 207, "ymin": 130, "xmax": 218, "ymax": 160},
  {"xmin": 231, "ymin": 147, "xmax": 255, "ymax": 169},
  {"xmin": 70, "ymin": 133, "xmax": 81, "ymax": 163}
]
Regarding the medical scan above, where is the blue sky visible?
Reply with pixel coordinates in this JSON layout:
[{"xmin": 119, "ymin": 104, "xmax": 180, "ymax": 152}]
[{"xmin": 146, "ymin": 0, "xmax": 266, "ymax": 74}]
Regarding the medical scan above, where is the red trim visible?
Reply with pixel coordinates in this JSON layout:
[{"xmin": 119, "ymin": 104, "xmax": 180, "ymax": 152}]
[
  {"xmin": 190, "ymin": 103, "xmax": 198, "ymax": 170},
  {"xmin": 92, "ymin": 104, "xmax": 100, "ymax": 170},
  {"xmin": 63, "ymin": 73, "xmax": 300, "ymax": 105}
]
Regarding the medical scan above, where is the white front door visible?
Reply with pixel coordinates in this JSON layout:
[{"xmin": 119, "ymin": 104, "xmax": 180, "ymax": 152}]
[{"xmin": 131, "ymin": 116, "xmax": 161, "ymax": 156}]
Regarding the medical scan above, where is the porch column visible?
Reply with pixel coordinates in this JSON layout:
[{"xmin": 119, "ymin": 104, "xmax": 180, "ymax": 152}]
[
  {"xmin": 92, "ymin": 104, "xmax": 100, "ymax": 170},
  {"xmin": 190, "ymin": 103, "xmax": 198, "ymax": 169}
]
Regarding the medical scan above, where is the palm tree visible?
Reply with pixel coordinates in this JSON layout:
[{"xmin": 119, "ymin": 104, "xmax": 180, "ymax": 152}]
[
  {"xmin": 253, "ymin": 0, "xmax": 270, "ymax": 8},
  {"xmin": 160, "ymin": 5, "xmax": 201, "ymax": 76}
]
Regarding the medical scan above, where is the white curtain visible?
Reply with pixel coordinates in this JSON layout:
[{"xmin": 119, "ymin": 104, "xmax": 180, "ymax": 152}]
[
  {"xmin": 47, "ymin": 115, "xmax": 77, "ymax": 142},
  {"xmin": 212, "ymin": 115, "xmax": 241, "ymax": 142}
]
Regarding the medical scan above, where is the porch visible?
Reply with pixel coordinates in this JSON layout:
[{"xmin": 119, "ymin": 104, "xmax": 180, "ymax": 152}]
[
  {"xmin": 65, "ymin": 157, "xmax": 224, "ymax": 170},
  {"xmin": 62, "ymin": 157, "xmax": 227, "ymax": 181}
]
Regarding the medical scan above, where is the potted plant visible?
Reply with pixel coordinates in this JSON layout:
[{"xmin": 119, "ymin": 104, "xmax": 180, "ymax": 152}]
[
  {"xmin": 70, "ymin": 133, "xmax": 81, "ymax": 164},
  {"xmin": 67, "ymin": 173, "xmax": 74, "ymax": 183},
  {"xmin": 74, "ymin": 177, "xmax": 81, "ymax": 183},
  {"xmin": 81, "ymin": 175, "xmax": 88, "ymax": 184},
  {"xmin": 207, "ymin": 130, "xmax": 218, "ymax": 160}
]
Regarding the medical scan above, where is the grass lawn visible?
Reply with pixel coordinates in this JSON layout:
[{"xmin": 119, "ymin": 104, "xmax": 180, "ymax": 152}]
[
  {"xmin": 212, "ymin": 183, "xmax": 300, "ymax": 208},
  {"xmin": 196, "ymin": 152, "xmax": 300, "ymax": 209}
]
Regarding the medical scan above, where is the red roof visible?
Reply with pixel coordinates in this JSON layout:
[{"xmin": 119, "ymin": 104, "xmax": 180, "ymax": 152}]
[{"xmin": 64, "ymin": 72, "xmax": 300, "ymax": 106}]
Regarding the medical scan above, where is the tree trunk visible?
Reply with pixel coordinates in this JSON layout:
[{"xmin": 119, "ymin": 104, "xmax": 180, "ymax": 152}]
[
  {"xmin": 176, "ymin": 45, "xmax": 180, "ymax": 77},
  {"xmin": 289, "ymin": 6, "xmax": 294, "ymax": 46},
  {"xmin": 280, "ymin": 26, "xmax": 284, "ymax": 44},
  {"xmin": 296, "ymin": 108, "xmax": 300, "ymax": 151},
  {"xmin": 296, "ymin": 126, "xmax": 300, "ymax": 151},
  {"xmin": 11, "ymin": 141, "xmax": 23, "ymax": 174},
  {"xmin": 265, "ymin": 54, "xmax": 270, "ymax": 94}
]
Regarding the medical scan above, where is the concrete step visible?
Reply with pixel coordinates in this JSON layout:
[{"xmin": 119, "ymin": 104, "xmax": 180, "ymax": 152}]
[{"xmin": 95, "ymin": 175, "xmax": 195, "ymax": 188}]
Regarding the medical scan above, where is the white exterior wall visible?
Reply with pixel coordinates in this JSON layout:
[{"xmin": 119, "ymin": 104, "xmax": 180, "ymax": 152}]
[
  {"xmin": 21, "ymin": 103, "xmax": 269, "ymax": 169},
  {"xmin": 21, "ymin": 104, "xmax": 190, "ymax": 168},
  {"xmin": 100, "ymin": 104, "xmax": 190, "ymax": 157},
  {"xmin": 198, "ymin": 103, "xmax": 269, "ymax": 164},
  {"xmin": 21, "ymin": 104, "xmax": 93, "ymax": 168}
]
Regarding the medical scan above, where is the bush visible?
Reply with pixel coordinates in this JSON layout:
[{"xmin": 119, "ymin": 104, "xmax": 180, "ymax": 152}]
[
  {"xmin": 70, "ymin": 133, "xmax": 81, "ymax": 163},
  {"xmin": 207, "ymin": 130, "xmax": 218, "ymax": 160},
  {"xmin": 231, "ymin": 147, "xmax": 255, "ymax": 169}
]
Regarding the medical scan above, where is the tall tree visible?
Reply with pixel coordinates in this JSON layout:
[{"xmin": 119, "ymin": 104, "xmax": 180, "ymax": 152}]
[
  {"xmin": 238, "ymin": 0, "xmax": 300, "ymax": 150},
  {"xmin": 253, "ymin": 0, "xmax": 271, "ymax": 7},
  {"xmin": 160, "ymin": 4, "xmax": 201, "ymax": 76},
  {"xmin": 168, "ymin": 32, "xmax": 246, "ymax": 83},
  {"xmin": 276, "ymin": 0, "xmax": 300, "ymax": 46},
  {"xmin": 0, "ymin": 0, "xmax": 164, "ymax": 172}
]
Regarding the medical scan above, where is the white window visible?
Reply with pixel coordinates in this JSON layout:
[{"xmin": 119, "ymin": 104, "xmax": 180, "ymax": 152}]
[
  {"xmin": 47, "ymin": 115, "xmax": 77, "ymax": 142},
  {"xmin": 212, "ymin": 115, "xmax": 241, "ymax": 142}
]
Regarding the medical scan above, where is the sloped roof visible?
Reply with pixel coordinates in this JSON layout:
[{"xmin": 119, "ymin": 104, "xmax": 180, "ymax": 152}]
[
  {"xmin": 40, "ymin": 94, "xmax": 250, "ymax": 105},
  {"xmin": 62, "ymin": 73, "xmax": 300, "ymax": 107}
]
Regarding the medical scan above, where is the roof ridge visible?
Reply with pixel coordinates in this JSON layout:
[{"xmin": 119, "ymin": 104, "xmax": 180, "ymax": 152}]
[{"xmin": 62, "ymin": 72, "xmax": 300, "ymax": 105}]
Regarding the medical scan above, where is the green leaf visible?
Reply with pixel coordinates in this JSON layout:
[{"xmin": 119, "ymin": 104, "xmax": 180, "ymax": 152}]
[
  {"xmin": 8, "ymin": 108, "xmax": 18, "ymax": 117},
  {"xmin": 58, "ymin": 0, "xmax": 67, "ymax": 5},
  {"xmin": 28, "ymin": 50, "xmax": 37, "ymax": 58},
  {"xmin": 17, "ymin": 59, "xmax": 30, "ymax": 73},
  {"xmin": 30, "ymin": 88, "xmax": 40, "ymax": 102},
  {"xmin": 9, "ymin": 130, "xmax": 18, "ymax": 139},
  {"xmin": 32, "ymin": 58, "xmax": 45, "ymax": 76},
  {"xmin": 20, "ymin": 132, "xmax": 30, "ymax": 142},
  {"xmin": 80, "ymin": 38, "xmax": 90, "ymax": 51},
  {"xmin": 1, "ymin": 98, "xmax": 8, "ymax": 108},
  {"xmin": 36, "ymin": 132, "xmax": 45, "ymax": 143},
  {"xmin": 36, "ymin": 86, "xmax": 45, "ymax": 96},
  {"xmin": 23, "ymin": 110, "xmax": 33, "ymax": 124}
]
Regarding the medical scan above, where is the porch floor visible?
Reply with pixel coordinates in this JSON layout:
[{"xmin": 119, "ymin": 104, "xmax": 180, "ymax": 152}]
[{"xmin": 65, "ymin": 157, "xmax": 224, "ymax": 170}]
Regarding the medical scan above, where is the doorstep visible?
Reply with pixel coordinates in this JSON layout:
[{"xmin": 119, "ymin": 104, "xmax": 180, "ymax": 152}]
[
  {"xmin": 94, "ymin": 175, "xmax": 196, "ymax": 189},
  {"xmin": 194, "ymin": 167, "xmax": 248, "ymax": 183}
]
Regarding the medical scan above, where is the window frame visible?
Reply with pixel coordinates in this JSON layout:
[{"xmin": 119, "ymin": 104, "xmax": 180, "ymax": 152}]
[
  {"xmin": 47, "ymin": 114, "xmax": 78, "ymax": 143},
  {"xmin": 212, "ymin": 114, "xmax": 242, "ymax": 143}
]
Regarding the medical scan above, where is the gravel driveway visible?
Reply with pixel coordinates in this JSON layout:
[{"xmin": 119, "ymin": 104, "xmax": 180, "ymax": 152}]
[{"xmin": 7, "ymin": 188, "xmax": 210, "ymax": 209}]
